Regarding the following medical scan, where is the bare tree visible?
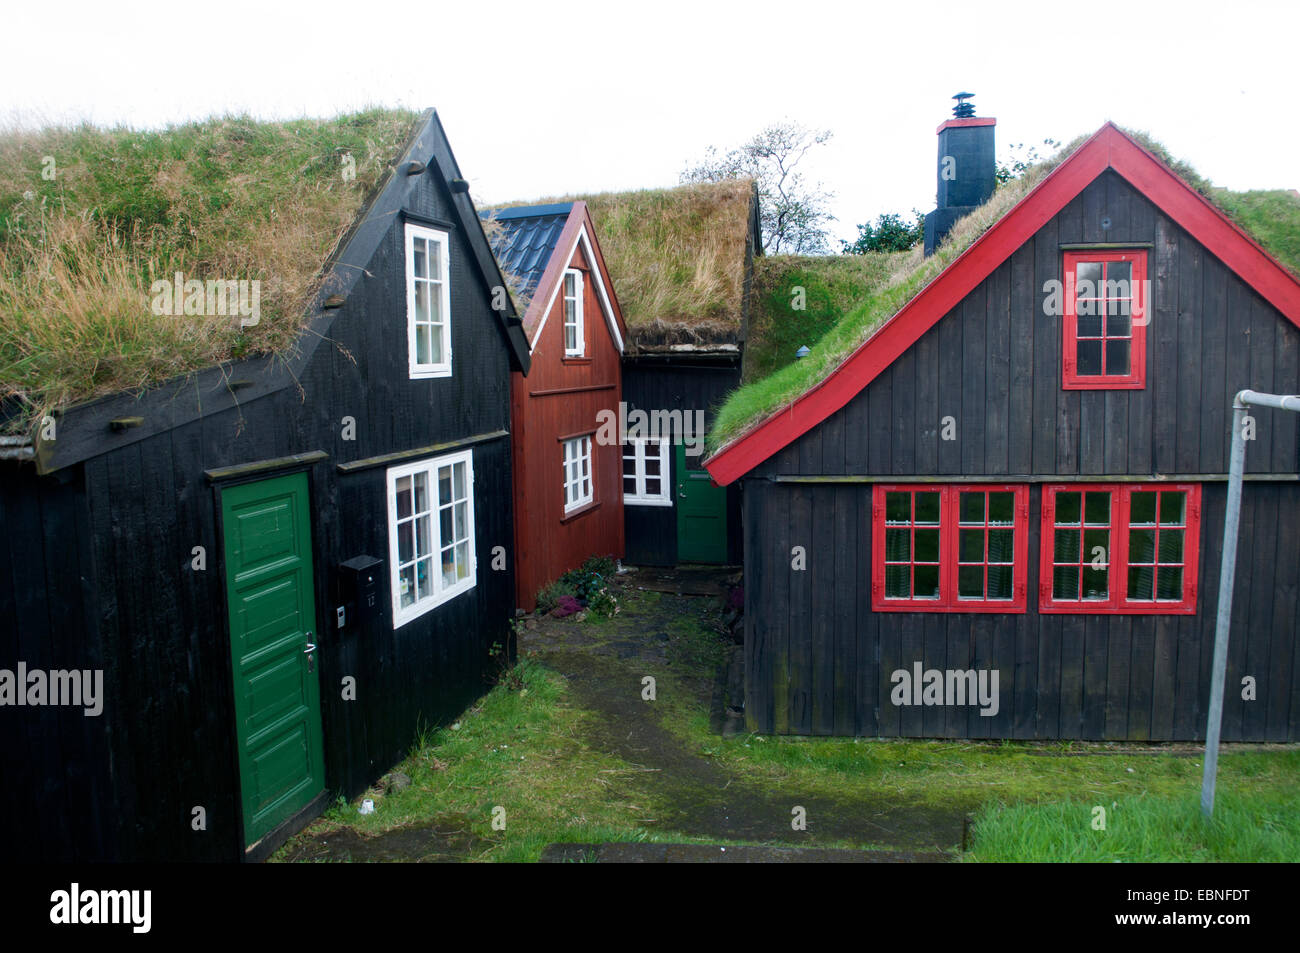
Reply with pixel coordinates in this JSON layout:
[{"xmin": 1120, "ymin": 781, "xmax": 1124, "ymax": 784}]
[{"xmin": 681, "ymin": 121, "xmax": 836, "ymax": 255}]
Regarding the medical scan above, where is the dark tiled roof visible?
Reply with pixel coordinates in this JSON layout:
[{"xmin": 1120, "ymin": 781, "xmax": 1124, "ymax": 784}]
[{"xmin": 481, "ymin": 203, "xmax": 574, "ymax": 296}]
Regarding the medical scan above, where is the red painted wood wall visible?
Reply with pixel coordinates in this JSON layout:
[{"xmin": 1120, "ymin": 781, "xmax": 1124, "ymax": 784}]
[{"xmin": 511, "ymin": 241, "xmax": 625, "ymax": 610}]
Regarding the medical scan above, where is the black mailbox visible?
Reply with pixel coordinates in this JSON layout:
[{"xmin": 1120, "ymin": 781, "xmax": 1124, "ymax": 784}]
[{"xmin": 339, "ymin": 555, "xmax": 385, "ymax": 631}]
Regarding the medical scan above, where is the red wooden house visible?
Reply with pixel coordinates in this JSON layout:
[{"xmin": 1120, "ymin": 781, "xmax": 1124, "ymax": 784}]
[{"xmin": 485, "ymin": 202, "xmax": 628, "ymax": 609}]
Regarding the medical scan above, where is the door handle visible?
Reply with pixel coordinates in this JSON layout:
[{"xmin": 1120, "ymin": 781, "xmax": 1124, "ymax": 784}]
[{"xmin": 304, "ymin": 634, "xmax": 316, "ymax": 673}]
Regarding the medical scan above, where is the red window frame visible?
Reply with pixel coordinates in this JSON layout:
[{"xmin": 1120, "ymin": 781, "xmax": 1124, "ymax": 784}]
[
  {"xmin": 1039, "ymin": 483, "xmax": 1201, "ymax": 614},
  {"xmin": 1062, "ymin": 250, "xmax": 1147, "ymax": 389},
  {"xmin": 872, "ymin": 484, "xmax": 1029, "ymax": 613}
]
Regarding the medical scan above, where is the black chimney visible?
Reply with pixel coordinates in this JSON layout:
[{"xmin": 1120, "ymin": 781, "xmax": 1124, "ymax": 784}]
[{"xmin": 923, "ymin": 93, "xmax": 996, "ymax": 256}]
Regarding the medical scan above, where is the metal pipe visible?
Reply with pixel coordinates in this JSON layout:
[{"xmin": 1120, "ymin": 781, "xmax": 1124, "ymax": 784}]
[
  {"xmin": 1201, "ymin": 389, "xmax": 1300, "ymax": 817},
  {"xmin": 1237, "ymin": 389, "xmax": 1300, "ymax": 413}
]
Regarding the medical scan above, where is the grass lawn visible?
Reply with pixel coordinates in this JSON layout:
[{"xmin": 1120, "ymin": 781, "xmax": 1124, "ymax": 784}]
[
  {"xmin": 275, "ymin": 658, "xmax": 666, "ymax": 863},
  {"xmin": 277, "ymin": 584, "xmax": 1300, "ymax": 863}
]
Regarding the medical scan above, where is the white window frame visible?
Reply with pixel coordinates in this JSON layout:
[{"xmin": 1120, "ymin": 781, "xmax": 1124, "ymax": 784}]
[
  {"xmin": 562, "ymin": 268, "xmax": 585, "ymax": 357},
  {"xmin": 405, "ymin": 222, "xmax": 452, "ymax": 379},
  {"xmin": 386, "ymin": 449, "xmax": 476, "ymax": 628},
  {"xmin": 622, "ymin": 437, "xmax": 672, "ymax": 506},
  {"xmin": 562, "ymin": 435, "xmax": 593, "ymax": 514}
]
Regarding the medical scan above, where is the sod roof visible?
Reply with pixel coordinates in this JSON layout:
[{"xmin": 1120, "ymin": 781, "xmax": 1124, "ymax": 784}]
[
  {"xmin": 487, "ymin": 178, "xmax": 758, "ymax": 353},
  {"xmin": 0, "ymin": 108, "xmax": 422, "ymax": 428},
  {"xmin": 712, "ymin": 127, "xmax": 1300, "ymax": 453}
]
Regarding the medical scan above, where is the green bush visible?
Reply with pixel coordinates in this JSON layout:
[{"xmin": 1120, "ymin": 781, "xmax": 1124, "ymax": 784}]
[
  {"xmin": 586, "ymin": 588, "xmax": 618, "ymax": 619},
  {"xmin": 537, "ymin": 555, "xmax": 618, "ymax": 615},
  {"xmin": 535, "ymin": 579, "xmax": 576, "ymax": 614},
  {"xmin": 841, "ymin": 210, "xmax": 924, "ymax": 254}
]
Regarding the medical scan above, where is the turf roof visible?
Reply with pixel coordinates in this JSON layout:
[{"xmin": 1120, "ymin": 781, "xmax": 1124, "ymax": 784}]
[
  {"xmin": 0, "ymin": 108, "xmax": 421, "ymax": 428},
  {"xmin": 486, "ymin": 178, "xmax": 757, "ymax": 352},
  {"xmin": 711, "ymin": 128, "xmax": 1300, "ymax": 453}
]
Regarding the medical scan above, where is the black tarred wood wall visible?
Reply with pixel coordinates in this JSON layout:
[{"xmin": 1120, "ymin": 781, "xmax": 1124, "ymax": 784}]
[
  {"xmin": 742, "ymin": 170, "xmax": 1300, "ymax": 740},
  {"xmin": 0, "ymin": 158, "xmax": 518, "ymax": 860},
  {"xmin": 622, "ymin": 356, "xmax": 743, "ymax": 567}
]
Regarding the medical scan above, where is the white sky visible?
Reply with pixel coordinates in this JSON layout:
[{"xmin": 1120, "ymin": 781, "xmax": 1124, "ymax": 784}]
[{"xmin": 5, "ymin": 0, "xmax": 1297, "ymax": 248}]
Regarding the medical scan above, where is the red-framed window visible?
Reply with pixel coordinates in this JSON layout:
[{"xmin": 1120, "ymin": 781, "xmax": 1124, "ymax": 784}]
[
  {"xmin": 872, "ymin": 484, "xmax": 1029, "ymax": 612},
  {"xmin": 1062, "ymin": 250, "xmax": 1147, "ymax": 389},
  {"xmin": 1040, "ymin": 483, "xmax": 1201, "ymax": 614}
]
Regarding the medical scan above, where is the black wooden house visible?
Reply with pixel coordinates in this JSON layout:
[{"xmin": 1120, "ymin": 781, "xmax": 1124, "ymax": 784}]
[
  {"xmin": 706, "ymin": 115, "xmax": 1300, "ymax": 742},
  {"xmin": 0, "ymin": 110, "xmax": 530, "ymax": 860}
]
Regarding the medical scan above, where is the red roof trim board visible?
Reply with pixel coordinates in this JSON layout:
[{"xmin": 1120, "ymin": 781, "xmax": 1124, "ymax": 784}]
[
  {"xmin": 936, "ymin": 117, "xmax": 997, "ymax": 133},
  {"xmin": 704, "ymin": 122, "xmax": 1300, "ymax": 486}
]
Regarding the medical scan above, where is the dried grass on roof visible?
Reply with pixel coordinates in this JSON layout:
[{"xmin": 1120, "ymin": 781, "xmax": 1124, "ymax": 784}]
[
  {"xmin": 0, "ymin": 108, "xmax": 419, "ymax": 429},
  {"xmin": 490, "ymin": 178, "xmax": 755, "ymax": 350}
]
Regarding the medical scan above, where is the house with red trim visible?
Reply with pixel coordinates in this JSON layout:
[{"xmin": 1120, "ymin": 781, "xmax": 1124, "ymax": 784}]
[
  {"xmin": 491, "ymin": 180, "xmax": 761, "ymax": 571},
  {"xmin": 705, "ymin": 103, "xmax": 1300, "ymax": 742},
  {"xmin": 484, "ymin": 202, "xmax": 628, "ymax": 610}
]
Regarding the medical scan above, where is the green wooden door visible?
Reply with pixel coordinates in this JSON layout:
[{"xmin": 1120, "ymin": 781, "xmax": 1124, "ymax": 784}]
[
  {"xmin": 221, "ymin": 472, "xmax": 325, "ymax": 848},
  {"xmin": 675, "ymin": 443, "xmax": 727, "ymax": 563}
]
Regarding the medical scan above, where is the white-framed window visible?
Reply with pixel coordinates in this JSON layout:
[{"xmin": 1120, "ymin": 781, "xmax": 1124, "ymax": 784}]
[
  {"xmin": 562, "ymin": 435, "xmax": 593, "ymax": 513},
  {"xmin": 405, "ymin": 222, "xmax": 452, "ymax": 379},
  {"xmin": 562, "ymin": 268, "xmax": 584, "ymax": 357},
  {"xmin": 386, "ymin": 449, "xmax": 476, "ymax": 628},
  {"xmin": 622, "ymin": 438, "xmax": 671, "ymax": 506}
]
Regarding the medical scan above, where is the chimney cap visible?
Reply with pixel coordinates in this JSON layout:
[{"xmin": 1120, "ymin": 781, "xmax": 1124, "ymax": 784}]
[{"xmin": 952, "ymin": 92, "xmax": 977, "ymax": 118}]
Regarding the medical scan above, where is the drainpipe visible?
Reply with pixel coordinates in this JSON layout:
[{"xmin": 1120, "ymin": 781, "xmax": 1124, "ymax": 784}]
[{"xmin": 1202, "ymin": 389, "xmax": 1300, "ymax": 817}]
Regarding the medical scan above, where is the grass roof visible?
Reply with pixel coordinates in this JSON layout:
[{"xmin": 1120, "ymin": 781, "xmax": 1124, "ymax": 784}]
[
  {"xmin": 744, "ymin": 251, "xmax": 908, "ymax": 383},
  {"xmin": 488, "ymin": 178, "xmax": 755, "ymax": 351},
  {"xmin": 709, "ymin": 128, "xmax": 1300, "ymax": 453},
  {"xmin": 0, "ymin": 108, "xmax": 420, "ymax": 429}
]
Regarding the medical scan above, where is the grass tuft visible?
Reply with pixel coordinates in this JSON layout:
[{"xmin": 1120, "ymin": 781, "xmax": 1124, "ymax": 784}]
[{"xmin": 967, "ymin": 791, "xmax": 1300, "ymax": 862}]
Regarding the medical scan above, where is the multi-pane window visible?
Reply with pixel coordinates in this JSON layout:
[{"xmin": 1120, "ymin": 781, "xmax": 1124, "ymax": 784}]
[
  {"xmin": 1062, "ymin": 250, "xmax": 1146, "ymax": 389},
  {"xmin": 387, "ymin": 450, "xmax": 476, "ymax": 627},
  {"xmin": 562, "ymin": 435, "xmax": 593, "ymax": 513},
  {"xmin": 1047, "ymin": 488, "xmax": 1115, "ymax": 603},
  {"xmin": 563, "ymin": 268, "xmax": 584, "ymax": 356},
  {"xmin": 957, "ymin": 489, "xmax": 1019, "ymax": 602},
  {"xmin": 873, "ymin": 484, "xmax": 1028, "ymax": 612},
  {"xmin": 405, "ymin": 223, "xmax": 451, "ymax": 378},
  {"xmin": 1040, "ymin": 484, "xmax": 1200, "ymax": 613},
  {"xmin": 623, "ymin": 438, "xmax": 670, "ymax": 505}
]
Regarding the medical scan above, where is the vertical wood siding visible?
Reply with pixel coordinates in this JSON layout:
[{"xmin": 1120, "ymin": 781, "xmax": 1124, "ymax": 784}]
[
  {"xmin": 510, "ymin": 242, "xmax": 625, "ymax": 611},
  {"xmin": 744, "ymin": 171, "xmax": 1300, "ymax": 740},
  {"xmin": 622, "ymin": 358, "xmax": 743, "ymax": 566}
]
